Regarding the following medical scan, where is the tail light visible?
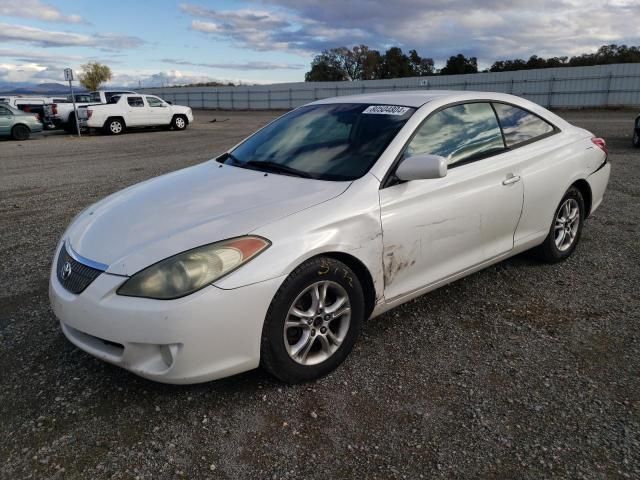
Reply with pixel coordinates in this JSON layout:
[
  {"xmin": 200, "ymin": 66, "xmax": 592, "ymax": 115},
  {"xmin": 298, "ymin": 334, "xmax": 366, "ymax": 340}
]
[
  {"xmin": 87, "ymin": 109, "xmax": 93, "ymax": 119},
  {"xmin": 591, "ymin": 137, "xmax": 607, "ymax": 155}
]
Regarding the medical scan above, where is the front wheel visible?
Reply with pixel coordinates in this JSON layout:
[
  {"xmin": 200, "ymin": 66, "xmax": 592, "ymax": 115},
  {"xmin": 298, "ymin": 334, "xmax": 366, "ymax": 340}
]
[
  {"xmin": 171, "ymin": 115, "xmax": 187, "ymax": 130},
  {"xmin": 11, "ymin": 124, "xmax": 30, "ymax": 140},
  {"xmin": 534, "ymin": 186, "xmax": 585, "ymax": 263},
  {"xmin": 260, "ymin": 257, "xmax": 364, "ymax": 383}
]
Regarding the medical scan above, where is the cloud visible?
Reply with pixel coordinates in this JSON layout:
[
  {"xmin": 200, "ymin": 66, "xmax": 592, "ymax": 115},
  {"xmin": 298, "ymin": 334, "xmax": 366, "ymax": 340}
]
[
  {"xmin": 160, "ymin": 58, "xmax": 304, "ymax": 70},
  {"xmin": 0, "ymin": 23, "xmax": 144, "ymax": 50},
  {"xmin": 267, "ymin": 0, "xmax": 640, "ymax": 63},
  {"xmin": 0, "ymin": 0, "xmax": 85, "ymax": 24},
  {"xmin": 0, "ymin": 48, "xmax": 83, "ymax": 63},
  {"xmin": 181, "ymin": 1, "xmax": 640, "ymax": 66},
  {"xmin": 0, "ymin": 62, "xmax": 49, "ymax": 83},
  {"xmin": 181, "ymin": 3, "xmax": 367, "ymax": 55}
]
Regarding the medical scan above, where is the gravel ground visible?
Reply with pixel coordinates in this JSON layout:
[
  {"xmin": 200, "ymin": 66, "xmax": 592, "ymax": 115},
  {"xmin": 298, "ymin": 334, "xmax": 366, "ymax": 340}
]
[{"xmin": 0, "ymin": 109, "xmax": 638, "ymax": 479}]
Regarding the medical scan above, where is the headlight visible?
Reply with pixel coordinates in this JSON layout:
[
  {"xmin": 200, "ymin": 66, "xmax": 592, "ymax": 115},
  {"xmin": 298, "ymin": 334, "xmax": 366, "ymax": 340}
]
[{"xmin": 117, "ymin": 236, "xmax": 270, "ymax": 300}]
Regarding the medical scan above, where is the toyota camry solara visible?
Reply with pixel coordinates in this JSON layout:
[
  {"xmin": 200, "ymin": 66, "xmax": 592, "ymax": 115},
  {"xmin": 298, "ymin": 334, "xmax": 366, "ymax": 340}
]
[{"xmin": 49, "ymin": 91, "xmax": 611, "ymax": 384}]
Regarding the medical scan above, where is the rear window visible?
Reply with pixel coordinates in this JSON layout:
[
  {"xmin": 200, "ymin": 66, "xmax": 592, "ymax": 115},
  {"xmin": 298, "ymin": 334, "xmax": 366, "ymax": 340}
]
[
  {"xmin": 127, "ymin": 97, "xmax": 144, "ymax": 107},
  {"xmin": 493, "ymin": 103, "xmax": 554, "ymax": 147}
]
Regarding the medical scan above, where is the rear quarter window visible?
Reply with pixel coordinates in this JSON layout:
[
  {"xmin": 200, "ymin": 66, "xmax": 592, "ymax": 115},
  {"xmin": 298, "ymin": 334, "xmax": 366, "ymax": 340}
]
[{"xmin": 493, "ymin": 103, "xmax": 555, "ymax": 147}]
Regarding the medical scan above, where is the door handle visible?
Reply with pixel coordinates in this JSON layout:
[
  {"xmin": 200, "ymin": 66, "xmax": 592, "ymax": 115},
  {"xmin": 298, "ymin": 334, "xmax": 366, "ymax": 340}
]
[{"xmin": 502, "ymin": 174, "xmax": 521, "ymax": 185}]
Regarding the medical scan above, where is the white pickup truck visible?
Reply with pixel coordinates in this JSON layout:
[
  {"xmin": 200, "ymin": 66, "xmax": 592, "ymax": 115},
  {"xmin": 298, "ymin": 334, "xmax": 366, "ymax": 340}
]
[
  {"xmin": 78, "ymin": 94, "xmax": 193, "ymax": 134},
  {"xmin": 45, "ymin": 90, "xmax": 137, "ymax": 133}
]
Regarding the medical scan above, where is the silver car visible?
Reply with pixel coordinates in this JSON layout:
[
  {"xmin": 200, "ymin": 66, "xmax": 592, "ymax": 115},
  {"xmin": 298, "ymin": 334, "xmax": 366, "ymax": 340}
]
[{"xmin": 0, "ymin": 103, "xmax": 43, "ymax": 140}]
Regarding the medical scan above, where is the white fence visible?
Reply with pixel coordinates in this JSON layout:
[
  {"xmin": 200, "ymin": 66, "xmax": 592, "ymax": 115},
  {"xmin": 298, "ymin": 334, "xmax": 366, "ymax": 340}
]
[{"xmin": 140, "ymin": 63, "xmax": 640, "ymax": 110}]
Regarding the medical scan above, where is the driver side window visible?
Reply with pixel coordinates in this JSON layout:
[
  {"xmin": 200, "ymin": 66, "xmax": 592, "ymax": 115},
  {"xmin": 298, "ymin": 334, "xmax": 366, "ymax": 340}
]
[
  {"xmin": 406, "ymin": 103, "xmax": 505, "ymax": 167},
  {"xmin": 146, "ymin": 96, "xmax": 164, "ymax": 107}
]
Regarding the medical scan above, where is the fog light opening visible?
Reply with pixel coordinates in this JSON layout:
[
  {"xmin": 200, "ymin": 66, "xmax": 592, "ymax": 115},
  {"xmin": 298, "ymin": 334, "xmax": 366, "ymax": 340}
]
[{"xmin": 159, "ymin": 344, "xmax": 179, "ymax": 368}]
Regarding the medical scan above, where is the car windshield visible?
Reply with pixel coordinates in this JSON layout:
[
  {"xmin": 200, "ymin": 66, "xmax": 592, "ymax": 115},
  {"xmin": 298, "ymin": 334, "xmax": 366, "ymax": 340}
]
[{"xmin": 223, "ymin": 103, "xmax": 415, "ymax": 181}]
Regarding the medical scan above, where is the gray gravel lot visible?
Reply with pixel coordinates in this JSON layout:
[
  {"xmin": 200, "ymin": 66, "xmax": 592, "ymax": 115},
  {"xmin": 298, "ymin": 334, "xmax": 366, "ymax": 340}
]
[{"xmin": 0, "ymin": 109, "xmax": 639, "ymax": 479}]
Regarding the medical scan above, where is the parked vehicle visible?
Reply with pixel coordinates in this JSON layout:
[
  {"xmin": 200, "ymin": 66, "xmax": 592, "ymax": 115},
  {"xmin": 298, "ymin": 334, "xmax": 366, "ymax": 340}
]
[
  {"xmin": 0, "ymin": 103, "xmax": 43, "ymax": 140},
  {"xmin": 43, "ymin": 94, "xmax": 94, "ymax": 133},
  {"xmin": 77, "ymin": 94, "xmax": 193, "ymax": 134},
  {"xmin": 0, "ymin": 96, "xmax": 55, "ymax": 128},
  {"xmin": 633, "ymin": 114, "xmax": 640, "ymax": 147},
  {"xmin": 89, "ymin": 90, "xmax": 137, "ymax": 104},
  {"xmin": 50, "ymin": 91, "xmax": 611, "ymax": 384}
]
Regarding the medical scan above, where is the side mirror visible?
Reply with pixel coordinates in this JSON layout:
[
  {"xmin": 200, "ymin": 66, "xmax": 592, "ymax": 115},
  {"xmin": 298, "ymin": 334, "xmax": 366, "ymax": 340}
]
[{"xmin": 395, "ymin": 154, "xmax": 447, "ymax": 181}]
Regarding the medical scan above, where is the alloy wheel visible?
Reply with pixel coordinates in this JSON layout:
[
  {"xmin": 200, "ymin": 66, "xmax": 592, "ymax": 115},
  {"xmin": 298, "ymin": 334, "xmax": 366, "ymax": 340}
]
[
  {"xmin": 554, "ymin": 198, "xmax": 580, "ymax": 251},
  {"xmin": 283, "ymin": 280, "xmax": 351, "ymax": 366}
]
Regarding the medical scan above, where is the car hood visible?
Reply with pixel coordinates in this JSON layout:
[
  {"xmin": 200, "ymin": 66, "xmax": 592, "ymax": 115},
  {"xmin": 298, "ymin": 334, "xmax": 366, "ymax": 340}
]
[{"xmin": 66, "ymin": 161, "xmax": 350, "ymax": 276}]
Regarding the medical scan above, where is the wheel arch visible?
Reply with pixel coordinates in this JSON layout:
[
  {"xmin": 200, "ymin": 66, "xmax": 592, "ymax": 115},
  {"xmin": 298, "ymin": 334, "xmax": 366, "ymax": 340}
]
[
  {"xmin": 312, "ymin": 251, "xmax": 377, "ymax": 320},
  {"xmin": 104, "ymin": 116, "xmax": 126, "ymax": 129},
  {"xmin": 173, "ymin": 113, "xmax": 189, "ymax": 124},
  {"xmin": 572, "ymin": 179, "xmax": 592, "ymax": 217},
  {"xmin": 12, "ymin": 122, "xmax": 31, "ymax": 132}
]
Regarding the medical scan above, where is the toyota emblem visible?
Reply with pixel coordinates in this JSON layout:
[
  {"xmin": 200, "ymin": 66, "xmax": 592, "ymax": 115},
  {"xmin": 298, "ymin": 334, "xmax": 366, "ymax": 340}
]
[{"xmin": 61, "ymin": 261, "xmax": 72, "ymax": 280}]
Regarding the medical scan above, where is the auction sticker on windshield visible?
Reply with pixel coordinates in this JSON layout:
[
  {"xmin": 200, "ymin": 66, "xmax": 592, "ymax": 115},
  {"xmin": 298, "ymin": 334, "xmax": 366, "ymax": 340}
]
[{"xmin": 362, "ymin": 105, "xmax": 411, "ymax": 115}]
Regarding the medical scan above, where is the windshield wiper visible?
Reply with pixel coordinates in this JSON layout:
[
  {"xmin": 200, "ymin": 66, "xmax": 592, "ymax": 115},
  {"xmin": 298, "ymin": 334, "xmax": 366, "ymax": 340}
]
[{"xmin": 245, "ymin": 160, "xmax": 314, "ymax": 179}]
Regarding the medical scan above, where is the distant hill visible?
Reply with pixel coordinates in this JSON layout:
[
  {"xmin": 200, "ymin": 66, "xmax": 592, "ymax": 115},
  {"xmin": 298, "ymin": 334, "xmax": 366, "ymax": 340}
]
[{"xmin": 0, "ymin": 82, "xmax": 89, "ymax": 95}]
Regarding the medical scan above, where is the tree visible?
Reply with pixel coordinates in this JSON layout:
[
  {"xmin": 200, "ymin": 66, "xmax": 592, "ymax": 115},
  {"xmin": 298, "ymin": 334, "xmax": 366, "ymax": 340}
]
[
  {"xmin": 440, "ymin": 54, "xmax": 478, "ymax": 75},
  {"xmin": 78, "ymin": 62, "xmax": 112, "ymax": 91},
  {"xmin": 305, "ymin": 49, "xmax": 349, "ymax": 81},
  {"xmin": 304, "ymin": 45, "xmax": 383, "ymax": 81},
  {"xmin": 379, "ymin": 47, "xmax": 413, "ymax": 79},
  {"xmin": 408, "ymin": 49, "xmax": 435, "ymax": 76}
]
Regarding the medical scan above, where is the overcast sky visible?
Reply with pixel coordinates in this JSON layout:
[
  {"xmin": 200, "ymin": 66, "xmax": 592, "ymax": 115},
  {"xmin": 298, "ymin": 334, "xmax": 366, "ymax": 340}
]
[{"xmin": 0, "ymin": 0, "xmax": 638, "ymax": 87}]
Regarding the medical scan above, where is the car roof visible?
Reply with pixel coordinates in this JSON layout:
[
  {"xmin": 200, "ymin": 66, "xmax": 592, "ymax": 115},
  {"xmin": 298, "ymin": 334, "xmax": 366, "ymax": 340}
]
[{"xmin": 308, "ymin": 90, "xmax": 536, "ymax": 108}]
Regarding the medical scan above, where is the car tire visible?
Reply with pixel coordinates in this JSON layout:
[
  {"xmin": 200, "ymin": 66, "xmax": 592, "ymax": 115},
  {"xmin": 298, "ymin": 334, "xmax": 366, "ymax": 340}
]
[
  {"xmin": 11, "ymin": 124, "xmax": 30, "ymax": 141},
  {"xmin": 534, "ymin": 186, "xmax": 585, "ymax": 263},
  {"xmin": 260, "ymin": 256, "xmax": 365, "ymax": 383},
  {"xmin": 171, "ymin": 115, "xmax": 188, "ymax": 131},
  {"xmin": 105, "ymin": 118, "xmax": 124, "ymax": 135},
  {"xmin": 633, "ymin": 128, "xmax": 640, "ymax": 148}
]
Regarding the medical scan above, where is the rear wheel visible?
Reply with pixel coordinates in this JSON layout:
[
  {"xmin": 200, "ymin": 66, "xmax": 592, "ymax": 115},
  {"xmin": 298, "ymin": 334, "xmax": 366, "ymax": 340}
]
[
  {"xmin": 260, "ymin": 257, "xmax": 364, "ymax": 383},
  {"xmin": 534, "ymin": 186, "xmax": 584, "ymax": 263},
  {"xmin": 11, "ymin": 124, "xmax": 30, "ymax": 140},
  {"xmin": 105, "ymin": 118, "xmax": 124, "ymax": 135},
  {"xmin": 171, "ymin": 115, "xmax": 187, "ymax": 130}
]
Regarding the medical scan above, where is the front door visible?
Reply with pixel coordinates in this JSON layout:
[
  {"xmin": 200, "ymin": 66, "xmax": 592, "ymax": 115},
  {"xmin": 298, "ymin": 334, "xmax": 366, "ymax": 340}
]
[
  {"xmin": 379, "ymin": 102, "xmax": 524, "ymax": 300},
  {"xmin": 145, "ymin": 96, "xmax": 172, "ymax": 125},
  {"xmin": 0, "ymin": 105, "xmax": 12, "ymax": 135}
]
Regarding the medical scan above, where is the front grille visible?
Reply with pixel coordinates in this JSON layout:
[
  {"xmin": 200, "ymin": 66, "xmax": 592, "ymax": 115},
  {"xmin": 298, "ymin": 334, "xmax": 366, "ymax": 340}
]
[{"xmin": 56, "ymin": 243, "xmax": 104, "ymax": 294}]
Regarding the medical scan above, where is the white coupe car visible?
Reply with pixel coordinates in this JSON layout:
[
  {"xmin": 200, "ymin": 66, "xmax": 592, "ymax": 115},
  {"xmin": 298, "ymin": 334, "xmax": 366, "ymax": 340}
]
[{"xmin": 49, "ymin": 91, "xmax": 610, "ymax": 384}]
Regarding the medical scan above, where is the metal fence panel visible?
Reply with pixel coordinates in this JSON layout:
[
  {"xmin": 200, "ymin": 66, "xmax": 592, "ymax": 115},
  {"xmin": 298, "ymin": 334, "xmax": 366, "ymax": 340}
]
[{"xmin": 140, "ymin": 63, "xmax": 640, "ymax": 110}]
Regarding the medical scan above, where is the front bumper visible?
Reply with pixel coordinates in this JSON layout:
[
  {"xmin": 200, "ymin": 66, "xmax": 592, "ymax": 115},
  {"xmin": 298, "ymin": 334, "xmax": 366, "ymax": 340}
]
[{"xmin": 49, "ymin": 247, "xmax": 285, "ymax": 384}]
